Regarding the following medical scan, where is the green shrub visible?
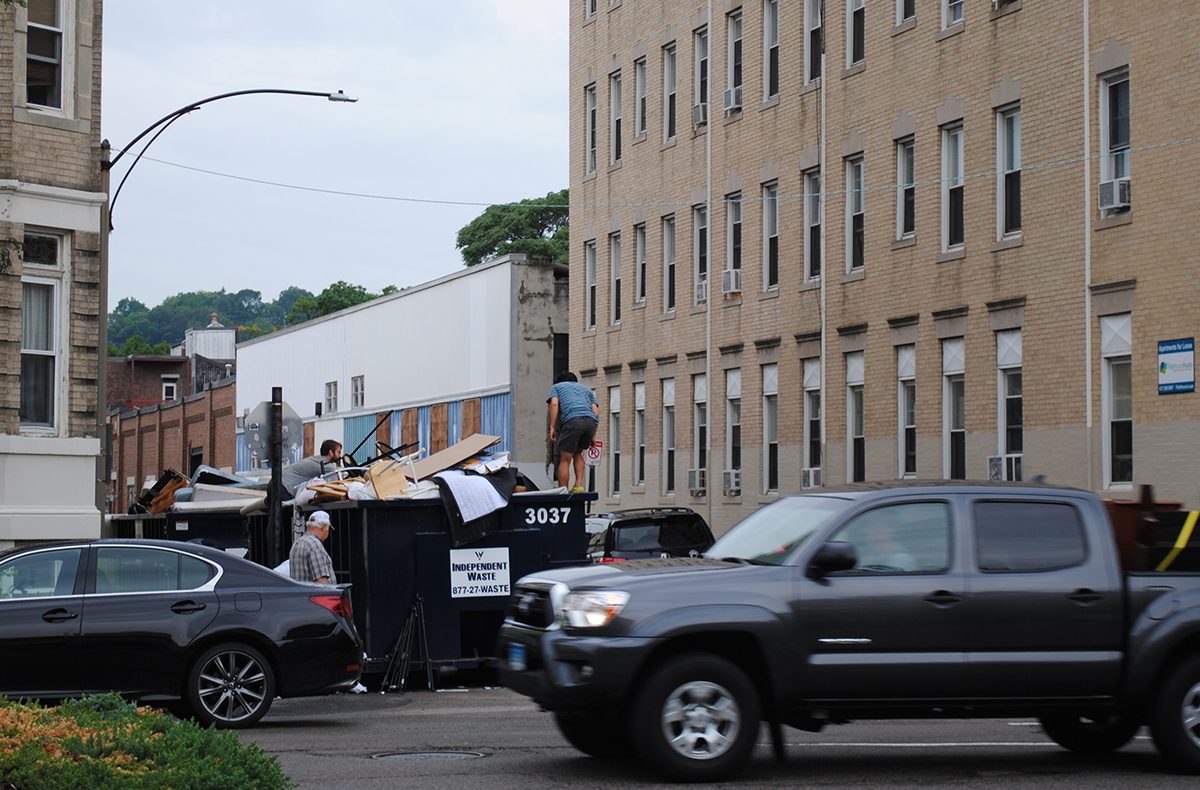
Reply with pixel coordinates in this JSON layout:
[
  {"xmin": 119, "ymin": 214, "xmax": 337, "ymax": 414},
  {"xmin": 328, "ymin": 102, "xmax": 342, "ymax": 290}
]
[{"xmin": 0, "ymin": 695, "xmax": 293, "ymax": 790}]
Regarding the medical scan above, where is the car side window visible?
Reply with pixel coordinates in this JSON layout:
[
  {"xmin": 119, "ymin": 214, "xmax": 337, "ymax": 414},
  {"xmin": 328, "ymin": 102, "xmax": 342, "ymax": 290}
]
[
  {"xmin": 0, "ymin": 548, "xmax": 82, "ymax": 599},
  {"xmin": 974, "ymin": 501, "xmax": 1086, "ymax": 572},
  {"xmin": 828, "ymin": 502, "xmax": 952, "ymax": 574},
  {"xmin": 616, "ymin": 523, "xmax": 660, "ymax": 551},
  {"xmin": 96, "ymin": 547, "xmax": 215, "ymax": 593}
]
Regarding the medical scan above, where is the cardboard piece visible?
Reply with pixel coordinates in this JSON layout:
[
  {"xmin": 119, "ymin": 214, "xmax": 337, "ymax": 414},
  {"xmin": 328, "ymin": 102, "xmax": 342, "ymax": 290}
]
[{"xmin": 368, "ymin": 434, "xmax": 501, "ymax": 499}]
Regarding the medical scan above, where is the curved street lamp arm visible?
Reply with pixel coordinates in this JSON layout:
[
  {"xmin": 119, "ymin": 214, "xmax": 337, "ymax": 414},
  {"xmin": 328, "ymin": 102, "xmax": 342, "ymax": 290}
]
[{"xmin": 108, "ymin": 108, "xmax": 196, "ymax": 229}]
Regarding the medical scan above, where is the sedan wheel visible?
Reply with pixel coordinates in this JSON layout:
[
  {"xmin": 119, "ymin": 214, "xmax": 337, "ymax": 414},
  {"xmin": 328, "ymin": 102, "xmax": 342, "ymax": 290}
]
[{"xmin": 187, "ymin": 643, "xmax": 275, "ymax": 728}]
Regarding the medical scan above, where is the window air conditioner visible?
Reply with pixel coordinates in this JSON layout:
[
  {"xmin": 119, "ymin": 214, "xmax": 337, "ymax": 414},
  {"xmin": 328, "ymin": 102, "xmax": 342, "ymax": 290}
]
[
  {"xmin": 687, "ymin": 468, "xmax": 707, "ymax": 496},
  {"xmin": 721, "ymin": 268, "xmax": 742, "ymax": 294},
  {"xmin": 991, "ymin": 0, "xmax": 1013, "ymax": 10},
  {"xmin": 722, "ymin": 468, "xmax": 741, "ymax": 496},
  {"xmin": 1098, "ymin": 177, "xmax": 1131, "ymax": 211},
  {"xmin": 695, "ymin": 278, "xmax": 709, "ymax": 303},
  {"xmin": 723, "ymin": 86, "xmax": 742, "ymax": 113},
  {"xmin": 692, "ymin": 102, "xmax": 708, "ymax": 128},
  {"xmin": 801, "ymin": 467, "xmax": 822, "ymax": 489}
]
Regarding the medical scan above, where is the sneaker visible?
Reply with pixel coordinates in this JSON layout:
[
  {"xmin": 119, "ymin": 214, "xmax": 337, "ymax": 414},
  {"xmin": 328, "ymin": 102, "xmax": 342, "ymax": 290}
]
[{"xmin": 570, "ymin": 486, "xmax": 586, "ymax": 494}]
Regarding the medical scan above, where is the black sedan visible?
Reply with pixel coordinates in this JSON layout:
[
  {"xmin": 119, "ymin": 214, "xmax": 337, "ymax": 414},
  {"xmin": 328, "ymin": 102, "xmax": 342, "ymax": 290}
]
[{"xmin": 0, "ymin": 539, "xmax": 361, "ymax": 728}]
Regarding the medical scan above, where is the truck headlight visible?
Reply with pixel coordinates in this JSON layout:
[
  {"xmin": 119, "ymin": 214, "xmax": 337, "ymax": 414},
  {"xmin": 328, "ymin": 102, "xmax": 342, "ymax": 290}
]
[{"xmin": 561, "ymin": 590, "xmax": 630, "ymax": 628}]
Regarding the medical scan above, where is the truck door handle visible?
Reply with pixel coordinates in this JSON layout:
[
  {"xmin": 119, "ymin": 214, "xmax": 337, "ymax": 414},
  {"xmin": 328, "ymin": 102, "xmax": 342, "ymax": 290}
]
[
  {"xmin": 1068, "ymin": 589, "xmax": 1103, "ymax": 605},
  {"xmin": 42, "ymin": 608, "xmax": 79, "ymax": 623},
  {"xmin": 924, "ymin": 591, "xmax": 962, "ymax": 606},
  {"xmin": 170, "ymin": 600, "xmax": 207, "ymax": 615}
]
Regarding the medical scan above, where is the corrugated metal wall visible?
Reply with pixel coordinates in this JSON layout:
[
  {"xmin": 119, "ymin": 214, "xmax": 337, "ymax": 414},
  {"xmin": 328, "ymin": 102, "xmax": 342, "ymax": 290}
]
[
  {"xmin": 481, "ymin": 392, "xmax": 511, "ymax": 452},
  {"xmin": 448, "ymin": 400, "xmax": 462, "ymax": 446},
  {"xmin": 417, "ymin": 405, "xmax": 431, "ymax": 456},
  {"xmin": 341, "ymin": 414, "xmax": 379, "ymax": 466},
  {"xmin": 236, "ymin": 432, "xmax": 251, "ymax": 472}
]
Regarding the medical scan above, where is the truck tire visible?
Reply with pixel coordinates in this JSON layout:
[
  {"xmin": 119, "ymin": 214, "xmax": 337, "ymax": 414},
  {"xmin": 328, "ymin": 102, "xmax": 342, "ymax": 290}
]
[
  {"xmin": 1038, "ymin": 712, "xmax": 1140, "ymax": 753},
  {"xmin": 630, "ymin": 652, "xmax": 761, "ymax": 782},
  {"xmin": 1151, "ymin": 655, "xmax": 1200, "ymax": 774},
  {"xmin": 553, "ymin": 710, "xmax": 633, "ymax": 758}
]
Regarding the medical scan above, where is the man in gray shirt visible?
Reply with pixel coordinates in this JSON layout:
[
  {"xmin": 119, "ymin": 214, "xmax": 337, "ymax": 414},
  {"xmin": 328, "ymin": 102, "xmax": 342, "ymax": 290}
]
[{"xmin": 283, "ymin": 440, "xmax": 341, "ymax": 538}]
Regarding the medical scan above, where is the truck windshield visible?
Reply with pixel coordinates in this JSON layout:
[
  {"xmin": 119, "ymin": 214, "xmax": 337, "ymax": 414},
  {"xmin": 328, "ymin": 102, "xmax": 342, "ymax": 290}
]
[{"xmin": 707, "ymin": 496, "xmax": 852, "ymax": 565}]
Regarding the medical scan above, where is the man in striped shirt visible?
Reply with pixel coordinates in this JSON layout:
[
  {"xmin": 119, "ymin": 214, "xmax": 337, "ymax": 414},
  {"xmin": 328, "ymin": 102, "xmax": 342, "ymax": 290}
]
[{"xmin": 289, "ymin": 510, "xmax": 336, "ymax": 584}]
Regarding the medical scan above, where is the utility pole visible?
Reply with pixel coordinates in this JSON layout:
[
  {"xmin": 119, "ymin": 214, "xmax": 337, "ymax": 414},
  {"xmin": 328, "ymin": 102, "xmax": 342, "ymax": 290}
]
[{"xmin": 268, "ymin": 386, "xmax": 285, "ymax": 567}]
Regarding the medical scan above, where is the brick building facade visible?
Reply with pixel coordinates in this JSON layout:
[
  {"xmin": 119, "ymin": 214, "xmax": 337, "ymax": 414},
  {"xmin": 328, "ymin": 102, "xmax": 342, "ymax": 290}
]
[
  {"xmin": 570, "ymin": 1, "xmax": 1199, "ymax": 535},
  {"xmin": 0, "ymin": 0, "xmax": 106, "ymax": 545},
  {"xmin": 106, "ymin": 355, "xmax": 191, "ymax": 411},
  {"xmin": 107, "ymin": 378, "xmax": 238, "ymax": 514}
]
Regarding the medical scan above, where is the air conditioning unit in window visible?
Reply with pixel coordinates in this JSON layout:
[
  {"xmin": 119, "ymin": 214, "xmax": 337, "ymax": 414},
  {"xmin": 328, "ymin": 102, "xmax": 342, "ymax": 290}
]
[
  {"xmin": 692, "ymin": 102, "xmax": 708, "ymax": 128},
  {"xmin": 722, "ymin": 468, "xmax": 741, "ymax": 496},
  {"xmin": 721, "ymin": 268, "xmax": 742, "ymax": 294},
  {"xmin": 723, "ymin": 86, "xmax": 742, "ymax": 113},
  {"xmin": 687, "ymin": 468, "xmax": 707, "ymax": 496},
  {"xmin": 801, "ymin": 467, "xmax": 822, "ymax": 489},
  {"xmin": 1099, "ymin": 177, "xmax": 1131, "ymax": 211},
  {"xmin": 695, "ymin": 278, "xmax": 709, "ymax": 303}
]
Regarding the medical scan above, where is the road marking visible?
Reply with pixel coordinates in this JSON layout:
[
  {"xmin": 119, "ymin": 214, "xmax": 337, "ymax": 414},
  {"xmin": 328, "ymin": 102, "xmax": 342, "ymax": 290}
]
[{"xmin": 779, "ymin": 741, "xmax": 1059, "ymax": 748}]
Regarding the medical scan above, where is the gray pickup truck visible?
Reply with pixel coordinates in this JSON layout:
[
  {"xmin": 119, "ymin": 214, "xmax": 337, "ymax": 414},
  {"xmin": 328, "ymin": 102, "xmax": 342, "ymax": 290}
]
[{"xmin": 497, "ymin": 482, "xmax": 1200, "ymax": 781}]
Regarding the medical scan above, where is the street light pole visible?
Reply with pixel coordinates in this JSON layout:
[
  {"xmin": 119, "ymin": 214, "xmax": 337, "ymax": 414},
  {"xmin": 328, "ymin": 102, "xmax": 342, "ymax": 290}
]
[{"xmin": 96, "ymin": 88, "xmax": 357, "ymax": 519}]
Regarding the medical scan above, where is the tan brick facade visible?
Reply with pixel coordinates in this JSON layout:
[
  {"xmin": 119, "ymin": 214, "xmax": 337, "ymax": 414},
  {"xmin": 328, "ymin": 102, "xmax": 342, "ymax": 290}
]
[{"xmin": 570, "ymin": 1, "xmax": 1200, "ymax": 534}]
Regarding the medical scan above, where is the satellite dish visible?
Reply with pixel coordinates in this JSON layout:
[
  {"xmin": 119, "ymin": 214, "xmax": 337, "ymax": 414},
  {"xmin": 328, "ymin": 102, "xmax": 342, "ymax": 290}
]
[{"xmin": 243, "ymin": 400, "xmax": 304, "ymax": 468}]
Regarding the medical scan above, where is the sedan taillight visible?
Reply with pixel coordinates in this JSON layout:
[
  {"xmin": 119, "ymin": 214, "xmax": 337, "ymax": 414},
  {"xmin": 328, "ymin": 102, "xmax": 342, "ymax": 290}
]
[
  {"xmin": 599, "ymin": 557, "xmax": 626, "ymax": 563},
  {"xmin": 310, "ymin": 594, "xmax": 352, "ymax": 619}
]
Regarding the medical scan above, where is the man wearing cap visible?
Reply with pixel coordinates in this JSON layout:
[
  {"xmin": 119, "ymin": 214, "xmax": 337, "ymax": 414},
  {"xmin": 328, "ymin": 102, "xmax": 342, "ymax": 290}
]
[{"xmin": 289, "ymin": 510, "xmax": 336, "ymax": 585}]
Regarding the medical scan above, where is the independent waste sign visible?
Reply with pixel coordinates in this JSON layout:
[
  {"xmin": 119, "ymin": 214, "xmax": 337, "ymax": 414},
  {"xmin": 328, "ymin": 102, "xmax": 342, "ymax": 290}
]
[{"xmin": 448, "ymin": 547, "xmax": 511, "ymax": 598}]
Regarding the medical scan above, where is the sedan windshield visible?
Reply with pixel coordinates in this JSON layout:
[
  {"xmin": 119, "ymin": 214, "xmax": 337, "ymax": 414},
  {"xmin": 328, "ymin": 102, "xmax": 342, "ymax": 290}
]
[{"xmin": 707, "ymin": 496, "xmax": 852, "ymax": 565}]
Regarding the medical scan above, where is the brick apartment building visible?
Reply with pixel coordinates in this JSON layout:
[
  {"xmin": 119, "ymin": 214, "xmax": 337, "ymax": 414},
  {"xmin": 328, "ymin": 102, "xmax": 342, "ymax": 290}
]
[
  {"xmin": 570, "ymin": 1, "xmax": 1199, "ymax": 534},
  {"xmin": 0, "ymin": 0, "xmax": 106, "ymax": 545}
]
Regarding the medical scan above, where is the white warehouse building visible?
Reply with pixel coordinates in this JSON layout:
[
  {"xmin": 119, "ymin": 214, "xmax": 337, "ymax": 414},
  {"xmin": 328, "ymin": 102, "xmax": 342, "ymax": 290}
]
[{"xmin": 235, "ymin": 255, "xmax": 569, "ymax": 488}]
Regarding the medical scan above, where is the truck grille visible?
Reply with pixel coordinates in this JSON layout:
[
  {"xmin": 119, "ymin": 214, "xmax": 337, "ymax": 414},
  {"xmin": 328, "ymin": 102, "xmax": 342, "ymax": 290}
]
[{"xmin": 507, "ymin": 584, "xmax": 556, "ymax": 629}]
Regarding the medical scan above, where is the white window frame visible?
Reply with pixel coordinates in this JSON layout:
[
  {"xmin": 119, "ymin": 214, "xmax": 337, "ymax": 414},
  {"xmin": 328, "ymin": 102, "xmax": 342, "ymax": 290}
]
[
  {"xmin": 663, "ymin": 43, "xmax": 677, "ymax": 142},
  {"xmin": 662, "ymin": 379, "xmax": 676, "ymax": 493},
  {"xmin": 762, "ymin": 364, "xmax": 779, "ymax": 493},
  {"xmin": 997, "ymin": 105, "xmax": 1022, "ymax": 238},
  {"xmin": 351, "ymin": 375, "xmax": 365, "ymax": 409},
  {"xmin": 609, "ymin": 386, "xmax": 622, "ymax": 495},
  {"xmin": 609, "ymin": 71, "xmax": 622, "ymax": 165},
  {"xmin": 942, "ymin": 338, "xmax": 965, "ymax": 480},
  {"xmin": 1099, "ymin": 69, "xmax": 1130, "ymax": 188},
  {"xmin": 585, "ymin": 0, "xmax": 597, "ymax": 19},
  {"xmin": 19, "ymin": 275, "xmax": 65, "ymax": 432},
  {"xmin": 25, "ymin": 0, "xmax": 74, "ymax": 116},
  {"xmin": 584, "ymin": 240, "xmax": 597, "ymax": 328},
  {"xmin": 694, "ymin": 26, "xmax": 709, "ymax": 117},
  {"xmin": 634, "ymin": 58, "xmax": 647, "ymax": 137},
  {"xmin": 634, "ymin": 382, "xmax": 646, "ymax": 485},
  {"xmin": 996, "ymin": 329, "xmax": 1023, "ymax": 482},
  {"xmin": 803, "ymin": 358, "xmax": 822, "ymax": 472},
  {"xmin": 941, "ymin": 124, "xmax": 964, "ymax": 251},
  {"xmin": 1100, "ymin": 314, "xmax": 1133, "ymax": 488},
  {"xmin": 763, "ymin": 0, "xmax": 780, "ymax": 99},
  {"xmin": 693, "ymin": 205, "xmax": 708, "ymax": 304},
  {"xmin": 847, "ymin": 0, "xmax": 865, "ymax": 68},
  {"xmin": 897, "ymin": 345, "xmax": 916, "ymax": 478},
  {"xmin": 726, "ymin": 193, "xmax": 742, "ymax": 272},
  {"xmin": 726, "ymin": 11, "xmax": 743, "ymax": 100},
  {"xmin": 609, "ymin": 231, "xmax": 622, "ymax": 325},
  {"xmin": 693, "ymin": 373, "xmax": 708, "ymax": 474},
  {"xmin": 762, "ymin": 181, "xmax": 779, "ymax": 289},
  {"xmin": 726, "ymin": 369, "xmax": 742, "ymax": 475},
  {"xmin": 897, "ymin": 0, "xmax": 916, "ymax": 25},
  {"xmin": 804, "ymin": 169, "xmax": 822, "ymax": 281},
  {"xmin": 804, "ymin": 0, "xmax": 823, "ymax": 84},
  {"xmin": 662, "ymin": 215, "xmax": 676, "ymax": 312},
  {"xmin": 325, "ymin": 381, "xmax": 338, "ymax": 415},
  {"xmin": 584, "ymin": 84, "xmax": 597, "ymax": 175},
  {"xmin": 896, "ymin": 138, "xmax": 915, "ymax": 240},
  {"xmin": 845, "ymin": 156, "xmax": 865, "ymax": 272},
  {"xmin": 634, "ymin": 223, "xmax": 647, "ymax": 303},
  {"xmin": 162, "ymin": 375, "xmax": 179, "ymax": 402},
  {"xmin": 942, "ymin": 0, "xmax": 964, "ymax": 29},
  {"xmin": 846, "ymin": 351, "xmax": 865, "ymax": 483}
]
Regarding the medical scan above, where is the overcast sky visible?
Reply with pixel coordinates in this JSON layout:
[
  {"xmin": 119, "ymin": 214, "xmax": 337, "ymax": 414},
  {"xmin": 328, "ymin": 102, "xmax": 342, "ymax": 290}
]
[{"xmin": 102, "ymin": 1, "xmax": 569, "ymax": 309}]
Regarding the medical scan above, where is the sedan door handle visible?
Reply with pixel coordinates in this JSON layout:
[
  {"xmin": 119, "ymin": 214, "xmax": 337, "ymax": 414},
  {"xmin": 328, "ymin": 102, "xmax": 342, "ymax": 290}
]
[
  {"xmin": 42, "ymin": 608, "xmax": 79, "ymax": 623},
  {"xmin": 170, "ymin": 600, "xmax": 207, "ymax": 615},
  {"xmin": 1067, "ymin": 588, "xmax": 1104, "ymax": 605},
  {"xmin": 923, "ymin": 590, "xmax": 962, "ymax": 607}
]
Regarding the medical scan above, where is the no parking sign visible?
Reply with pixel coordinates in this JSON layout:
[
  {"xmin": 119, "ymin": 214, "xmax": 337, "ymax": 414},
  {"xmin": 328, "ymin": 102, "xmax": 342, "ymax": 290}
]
[{"xmin": 584, "ymin": 440, "xmax": 603, "ymax": 467}]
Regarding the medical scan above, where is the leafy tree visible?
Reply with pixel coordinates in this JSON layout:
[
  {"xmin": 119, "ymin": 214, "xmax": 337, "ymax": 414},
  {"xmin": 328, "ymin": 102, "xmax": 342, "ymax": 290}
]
[
  {"xmin": 455, "ymin": 188, "xmax": 569, "ymax": 267},
  {"xmin": 285, "ymin": 281, "xmax": 378, "ymax": 325},
  {"xmin": 108, "ymin": 335, "xmax": 172, "ymax": 356}
]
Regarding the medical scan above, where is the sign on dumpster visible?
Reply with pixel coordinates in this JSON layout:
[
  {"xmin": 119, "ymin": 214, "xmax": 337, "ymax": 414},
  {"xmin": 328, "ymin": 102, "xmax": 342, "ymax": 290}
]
[
  {"xmin": 449, "ymin": 547, "xmax": 511, "ymax": 598},
  {"xmin": 584, "ymin": 440, "xmax": 603, "ymax": 467}
]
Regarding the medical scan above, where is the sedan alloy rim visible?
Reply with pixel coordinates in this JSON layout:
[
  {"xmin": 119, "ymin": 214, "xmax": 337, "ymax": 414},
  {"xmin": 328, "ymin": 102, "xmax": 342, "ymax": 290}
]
[
  {"xmin": 198, "ymin": 650, "xmax": 268, "ymax": 722},
  {"xmin": 660, "ymin": 680, "xmax": 740, "ymax": 760},
  {"xmin": 1183, "ymin": 680, "xmax": 1200, "ymax": 749}
]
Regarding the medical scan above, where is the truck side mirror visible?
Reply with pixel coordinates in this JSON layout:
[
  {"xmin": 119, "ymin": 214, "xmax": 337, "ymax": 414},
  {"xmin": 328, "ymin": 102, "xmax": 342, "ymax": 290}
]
[{"xmin": 807, "ymin": 541, "xmax": 857, "ymax": 578}]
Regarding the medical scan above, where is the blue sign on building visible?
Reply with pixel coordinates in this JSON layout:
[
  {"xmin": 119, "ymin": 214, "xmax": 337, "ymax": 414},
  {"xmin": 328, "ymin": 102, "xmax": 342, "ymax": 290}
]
[{"xmin": 1158, "ymin": 338, "xmax": 1195, "ymax": 394}]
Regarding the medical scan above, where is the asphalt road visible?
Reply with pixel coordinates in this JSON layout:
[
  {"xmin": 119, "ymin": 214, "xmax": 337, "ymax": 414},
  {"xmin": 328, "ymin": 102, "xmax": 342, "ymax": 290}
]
[{"xmin": 239, "ymin": 687, "xmax": 1193, "ymax": 789}]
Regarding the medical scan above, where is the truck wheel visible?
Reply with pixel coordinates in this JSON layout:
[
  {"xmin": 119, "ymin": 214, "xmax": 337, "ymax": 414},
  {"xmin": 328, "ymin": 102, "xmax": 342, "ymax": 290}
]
[
  {"xmin": 1151, "ymin": 655, "xmax": 1200, "ymax": 773},
  {"xmin": 553, "ymin": 710, "xmax": 633, "ymax": 758},
  {"xmin": 631, "ymin": 653, "xmax": 761, "ymax": 782},
  {"xmin": 1038, "ymin": 712, "xmax": 1140, "ymax": 753}
]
